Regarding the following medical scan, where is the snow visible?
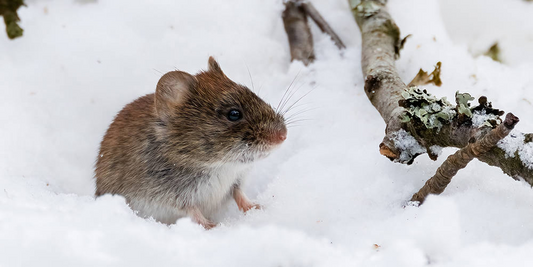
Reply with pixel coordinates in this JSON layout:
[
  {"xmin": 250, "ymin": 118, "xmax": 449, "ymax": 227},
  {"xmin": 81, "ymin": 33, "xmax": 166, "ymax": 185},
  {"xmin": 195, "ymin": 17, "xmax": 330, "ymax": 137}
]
[
  {"xmin": 498, "ymin": 130, "xmax": 525, "ymax": 157},
  {"xmin": 519, "ymin": 143, "xmax": 533, "ymax": 169},
  {"xmin": 498, "ymin": 130, "xmax": 533, "ymax": 169},
  {"xmin": 391, "ymin": 129, "xmax": 427, "ymax": 162},
  {"xmin": 440, "ymin": 0, "xmax": 533, "ymax": 67},
  {"xmin": 471, "ymin": 110, "xmax": 499, "ymax": 128},
  {"xmin": 429, "ymin": 145, "xmax": 443, "ymax": 157},
  {"xmin": 1, "ymin": 0, "xmax": 533, "ymax": 266}
]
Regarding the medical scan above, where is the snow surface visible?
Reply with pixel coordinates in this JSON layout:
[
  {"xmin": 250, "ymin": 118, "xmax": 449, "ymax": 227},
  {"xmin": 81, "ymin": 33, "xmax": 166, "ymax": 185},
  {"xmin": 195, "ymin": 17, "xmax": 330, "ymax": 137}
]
[{"xmin": 1, "ymin": 0, "xmax": 533, "ymax": 266}]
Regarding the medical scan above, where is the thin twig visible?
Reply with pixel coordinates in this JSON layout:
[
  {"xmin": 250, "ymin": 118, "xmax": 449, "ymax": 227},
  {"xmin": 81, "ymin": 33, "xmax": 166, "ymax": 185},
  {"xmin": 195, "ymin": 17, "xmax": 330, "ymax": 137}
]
[
  {"xmin": 301, "ymin": 2, "xmax": 346, "ymax": 49},
  {"xmin": 411, "ymin": 113, "xmax": 519, "ymax": 204}
]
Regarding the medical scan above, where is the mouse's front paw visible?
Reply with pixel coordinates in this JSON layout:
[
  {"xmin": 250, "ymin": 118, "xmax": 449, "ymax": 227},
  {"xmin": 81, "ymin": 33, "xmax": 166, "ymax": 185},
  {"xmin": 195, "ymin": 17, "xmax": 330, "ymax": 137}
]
[
  {"xmin": 188, "ymin": 206, "xmax": 217, "ymax": 230},
  {"xmin": 251, "ymin": 203, "xmax": 262, "ymax": 211},
  {"xmin": 202, "ymin": 220, "xmax": 218, "ymax": 230},
  {"xmin": 242, "ymin": 203, "xmax": 262, "ymax": 213},
  {"xmin": 234, "ymin": 188, "xmax": 263, "ymax": 213}
]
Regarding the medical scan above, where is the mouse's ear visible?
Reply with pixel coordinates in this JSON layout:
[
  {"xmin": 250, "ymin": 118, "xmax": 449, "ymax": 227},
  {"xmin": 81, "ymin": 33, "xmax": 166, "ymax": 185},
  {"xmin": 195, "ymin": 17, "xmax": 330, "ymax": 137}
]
[
  {"xmin": 207, "ymin": 56, "xmax": 225, "ymax": 75},
  {"xmin": 155, "ymin": 71, "xmax": 196, "ymax": 121}
]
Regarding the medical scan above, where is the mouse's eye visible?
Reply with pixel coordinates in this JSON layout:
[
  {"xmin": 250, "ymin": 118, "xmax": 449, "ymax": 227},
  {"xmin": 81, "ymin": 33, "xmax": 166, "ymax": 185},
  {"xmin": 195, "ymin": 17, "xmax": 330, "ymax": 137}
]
[{"xmin": 227, "ymin": 109, "xmax": 242, "ymax": 121}]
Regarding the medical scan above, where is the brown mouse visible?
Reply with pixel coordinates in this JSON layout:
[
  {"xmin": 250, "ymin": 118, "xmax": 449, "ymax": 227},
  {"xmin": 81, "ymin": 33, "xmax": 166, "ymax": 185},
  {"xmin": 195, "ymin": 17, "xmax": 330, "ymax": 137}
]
[{"xmin": 95, "ymin": 57, "xmax": 287, "ymax": 229}]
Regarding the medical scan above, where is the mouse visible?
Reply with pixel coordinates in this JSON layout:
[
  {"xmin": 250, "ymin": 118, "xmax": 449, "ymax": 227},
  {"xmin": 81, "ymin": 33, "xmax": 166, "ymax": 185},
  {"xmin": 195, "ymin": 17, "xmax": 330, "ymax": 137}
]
[{"xmin": 95, "ymin": 57, "xmax": 287, "ymax": 229}]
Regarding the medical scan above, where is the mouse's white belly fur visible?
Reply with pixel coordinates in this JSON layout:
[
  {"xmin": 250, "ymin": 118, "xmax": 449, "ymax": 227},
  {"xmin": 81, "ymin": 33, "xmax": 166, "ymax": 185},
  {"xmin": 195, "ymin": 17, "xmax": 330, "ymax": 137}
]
[{"xmin": 129, "ymin": 162, "xmax": 251, "ymax": 224}]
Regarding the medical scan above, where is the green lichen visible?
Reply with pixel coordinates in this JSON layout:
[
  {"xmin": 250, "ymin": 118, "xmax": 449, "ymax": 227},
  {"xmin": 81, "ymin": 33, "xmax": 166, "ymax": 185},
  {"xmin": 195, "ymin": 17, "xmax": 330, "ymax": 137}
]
[
  {"xmin": 399, "ymin": 87, "xmax": 455, "ymax": 131},
  {"xmin": 350, "ymin": 0, "xmax": 382, "ymax": 17},
  {"xmin": 399, "ymin": 87, "xmax": 504, "ymax": 132},
  {"xmin": 455, "ymin": 91, "xmax": 474, "ymax": 117}
]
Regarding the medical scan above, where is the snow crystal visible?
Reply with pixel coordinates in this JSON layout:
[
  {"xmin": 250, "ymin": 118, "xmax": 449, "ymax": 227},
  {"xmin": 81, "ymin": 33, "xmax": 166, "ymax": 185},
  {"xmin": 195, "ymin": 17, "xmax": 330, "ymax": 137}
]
[
  {"xmin": 497, "ymin": 130, "xmax": 533, "ymax": 170},
  {"xmin": 429, "ymin": 145, "xmax": 443, "ymax": 156},
  {"xmin": 471, "ymin": 110, "xmax": 500, "ymax": 128},
  {"xmin": 518, "ymin": 142, "xmax": 533, "ymax": 169},
  {"xmin": 392, "ymin": 129, "xmax": 426, "ymax": 162},
  {"xmin": 497, "ymin": 130, "xmax": 525, "ymax": 158}
]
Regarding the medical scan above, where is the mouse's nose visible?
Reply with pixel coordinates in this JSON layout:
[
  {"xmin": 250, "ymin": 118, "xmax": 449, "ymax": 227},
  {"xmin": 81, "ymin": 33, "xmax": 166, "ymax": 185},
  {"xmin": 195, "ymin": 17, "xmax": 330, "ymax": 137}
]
[
  {"xmin": 278, "ymin": 132, "xmax": 287, "ymax": 142},
  {"xmin": 270, "ymin": 126, "xmax": 287, "ymax": 145}
]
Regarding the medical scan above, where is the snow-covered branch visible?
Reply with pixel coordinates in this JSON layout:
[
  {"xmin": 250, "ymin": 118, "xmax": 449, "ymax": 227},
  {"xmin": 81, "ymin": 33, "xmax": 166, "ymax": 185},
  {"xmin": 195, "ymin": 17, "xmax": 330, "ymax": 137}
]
[{"xmin": 349, "ymin": 0, "xmax": 533, "ymax": 185}]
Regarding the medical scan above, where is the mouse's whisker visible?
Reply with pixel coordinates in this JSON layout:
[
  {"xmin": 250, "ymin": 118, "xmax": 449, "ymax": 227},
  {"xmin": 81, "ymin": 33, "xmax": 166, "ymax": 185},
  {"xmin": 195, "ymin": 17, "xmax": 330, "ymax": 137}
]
[
  {"xmin": 245, "ymin": 63, "xmax": 255, "ymax": 92},
  {"xmin": 276, "ymin": 70, "xmax": 301, "ymax": 112},
  {"xmin": 286, "ymin": 118, "xmax": 312, "ymax": 125},
  {"xmin": 284, "ymin": 103, "xmax": 316, "ymax": 116},
  {"xmin": 286, "ymin": 124, "xmax": 304, "ymax": 128},
  {"xmin": 285, "ymin": 112, "xmax": 306, "ymax": 123},
  {"xmin": 283, "ymin": 101, "xmax": 312, "ymax": 111},
  {"xmin": 278, "ymin": 80, "xmax": 307, "ymax": 114},
  {"xmin": 281, "ymin": 87, "xmax": 316, "ymax": 116},
  {"xmin": 285, "ymin": 107, "xmax": 317, "ymax": 122},
  {"xmin": 279, "ymin": 73, "xmax": 311, "ymax": 114},
  {"xmin": 257, "ymin": 82, "xmax": 264, "ymax": 95},
  {"xmin": 276, "ymin": 80, "xmax": 296, "ymax": 112}
]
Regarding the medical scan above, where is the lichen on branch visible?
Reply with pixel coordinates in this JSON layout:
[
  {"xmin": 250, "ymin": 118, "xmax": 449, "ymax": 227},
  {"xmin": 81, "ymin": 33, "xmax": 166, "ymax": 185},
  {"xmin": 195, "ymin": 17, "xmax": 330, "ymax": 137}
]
[{"xmin": 399, "ymin": 89, "xmax": 502, "ymax": 133}]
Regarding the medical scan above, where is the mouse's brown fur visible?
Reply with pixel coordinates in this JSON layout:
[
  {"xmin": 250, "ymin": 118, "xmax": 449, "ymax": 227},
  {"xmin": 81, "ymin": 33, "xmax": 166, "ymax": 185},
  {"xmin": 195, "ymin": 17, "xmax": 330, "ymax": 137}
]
[{"xmin": 95, "ymin": 57, "xmax": 286, "ymax": 228}]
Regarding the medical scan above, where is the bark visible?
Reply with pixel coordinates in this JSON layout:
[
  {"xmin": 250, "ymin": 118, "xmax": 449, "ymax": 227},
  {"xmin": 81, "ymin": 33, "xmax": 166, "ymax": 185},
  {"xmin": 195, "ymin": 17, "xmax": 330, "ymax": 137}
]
[{"xmin": 349, "ymin": 0, "xmax": 533, "ymax": 185}]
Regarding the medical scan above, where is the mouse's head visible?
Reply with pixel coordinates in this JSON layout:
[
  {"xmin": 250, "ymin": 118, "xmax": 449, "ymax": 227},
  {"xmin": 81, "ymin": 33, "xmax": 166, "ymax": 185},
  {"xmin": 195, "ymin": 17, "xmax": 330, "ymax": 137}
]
[{"xmin": 154, "ymin": 57, "xmax": 287, "ymax": 165}]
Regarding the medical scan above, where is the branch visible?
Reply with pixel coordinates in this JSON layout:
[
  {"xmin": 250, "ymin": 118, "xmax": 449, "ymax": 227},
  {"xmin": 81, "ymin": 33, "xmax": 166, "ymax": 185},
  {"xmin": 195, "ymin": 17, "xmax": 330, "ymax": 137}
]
[
  {"xmin": 349, "ymin": 0, "xmax": 533, "ymax": 185},
  {"xmin": 282, "ymin": 1, "xmax": 315, "ymax": 65},
  {"xmin": 282, "ymin": 0, "xmax": 346, "ymax": 65},
  {"xmin": 411, "ymin": 113, "xmax": 519, "ymax": 204},
  {"xmin": 301, "ymin": 2, "xmax": 346, "ymax": 49}
]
